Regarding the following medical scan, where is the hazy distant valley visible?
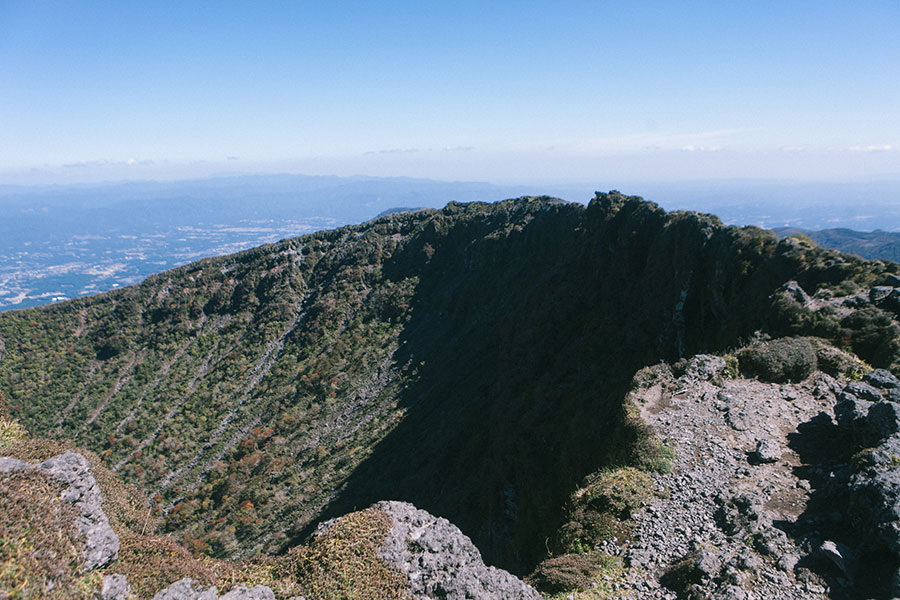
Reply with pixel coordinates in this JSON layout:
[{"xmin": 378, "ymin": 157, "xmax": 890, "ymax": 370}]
[
  {"xmin": 3, "ymin": 175, "xmax": 899, "ymax": 311},
  {"xmin": 0, "ymin": 175, "xmax": 524, "ymax": 310},
  {"xmin": 0, "ymin": 216, "xmax": 339, "ymax": 310}
]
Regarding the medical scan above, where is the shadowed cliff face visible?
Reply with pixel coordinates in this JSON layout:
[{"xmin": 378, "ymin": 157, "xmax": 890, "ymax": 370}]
[
  {"xmin": 1, "ymin": 193, "xmax": 898, "ymax": 575},
  {"xmin": 300, "ymin": 196, "xmax": 805, "ymax": 573}
]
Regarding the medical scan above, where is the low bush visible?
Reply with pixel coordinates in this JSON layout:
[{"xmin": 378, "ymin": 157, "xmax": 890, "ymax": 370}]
[
  {"xmin": 554, "ymin": 467, "xmax": 654, "ymax": 554},
  {"xmin": 737, "ymin": 336, "xmax": 817, "ymax": 382},
  {"xmin": 527, "ymin": 552, "xmax": 619, "ymax": 593}
]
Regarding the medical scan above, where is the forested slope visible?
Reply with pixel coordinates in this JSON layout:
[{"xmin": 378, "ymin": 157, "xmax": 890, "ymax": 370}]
[{"xmin": 2, "ymin": 192, "xmax": 898, "ymax": 575}]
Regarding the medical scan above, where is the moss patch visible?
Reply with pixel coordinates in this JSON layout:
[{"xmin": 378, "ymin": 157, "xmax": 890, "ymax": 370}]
[{"xmin": 283, "ymin": 508, "xmax": 411, "ymax": 600}]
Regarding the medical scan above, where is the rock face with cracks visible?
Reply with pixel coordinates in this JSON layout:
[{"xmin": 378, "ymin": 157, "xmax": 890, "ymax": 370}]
[
  {"xmin": 567, "ymin": 352, "xmax": 900, "ymax": 600},
  {"xmin": 374, "ymin": 500, "xmax": 542, "ymax": 600},
  {"xmin": 1, "ymin": 450, "xmax": 120, "ymax": 571}
]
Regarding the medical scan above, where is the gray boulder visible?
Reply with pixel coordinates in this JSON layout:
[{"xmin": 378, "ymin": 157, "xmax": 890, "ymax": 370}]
[
  {"xmin": 0, "ymin": 450, "xmax": 119, "ymax": 571},
  {"xmin": 0, "ymin": 456, "xmax": 29, "ymax": 473},
  {"xmin": 843, "ymin": 381, "xmax": 883, "ymax": 402},
  {"xmin": 151, "ymin": 579, "xmax": 277, "ymax": 600},
  {"xmin": 220, "ymin": 586, "xmax": 276, "ymax": 600},
  {"xmin": 152, "ymin": 578, "xmax": 218, "ymax": 600},
  {"xmin": 101, "ymin": 574, "xmax": 130, "ymax": 600},
  {"xmin": 842, "ymin": 293, "xmax": 870, "ymax": 308},
  {"xmin": 835, "ymin": 393, "xmax": 873, "ymax": 431},
  {"xmin": 753, "ymin": 439, "xmax": 780, "ymax": 464},
  {"xmin": 37, "ymin": 450, "xmax": 120, "ymax": 570},
  {"xmin": 818, "ymin": 540, "xmax": 852, "ymax": 577},
  {"xmin": 867, "ymin": 401, "xmax": 900, "ymax": 441},
  {"xmin": 869, "ymin": 286, "xmax": 896, "ymax": 305},
  {"xmin": 884, "ymin": 288, "xmax": 900, "ymax": 314},
  {"xmin": 376, "ymin": 500, "xmax": 541, "ymax": 600},
  {"xmin": 684, "ymin": 355, "xmax": 726, "ymax": 382},
  {"xmin": 865, "ymin": 369, "xmax": 900, "ymax": 392},
  {"xmin": 778, "ymin": 280, "xmax": 811, "ymax": 306}
]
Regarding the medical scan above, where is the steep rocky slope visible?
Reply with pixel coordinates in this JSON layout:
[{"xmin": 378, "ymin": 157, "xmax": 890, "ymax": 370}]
[
  {"xmin": 2, "ymin": 192, "xmax": 900, "ymax": 583},
  {"xmin": 6, "ymin": 342, "xmax": 900, "ymax": 599}
]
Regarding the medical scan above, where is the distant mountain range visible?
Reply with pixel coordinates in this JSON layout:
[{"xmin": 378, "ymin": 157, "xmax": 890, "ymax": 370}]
[{"xmin": 775, "ymin": 227, "xmax": 900, "ymax": 263}]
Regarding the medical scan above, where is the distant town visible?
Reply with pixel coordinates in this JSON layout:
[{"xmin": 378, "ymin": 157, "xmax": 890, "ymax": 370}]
[{"xmin": 0, "ymin": 218, "xmax": 337, "ymax": 310}]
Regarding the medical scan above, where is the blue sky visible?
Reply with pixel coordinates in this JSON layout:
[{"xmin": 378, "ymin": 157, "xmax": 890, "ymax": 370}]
[{"xmin": 1, "ymin": 1, "xmax": 898, "ymax": 185}]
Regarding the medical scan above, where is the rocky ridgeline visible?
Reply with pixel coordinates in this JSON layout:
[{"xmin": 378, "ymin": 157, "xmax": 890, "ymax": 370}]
[
  {"xmin": 596, "ymin": 347, "xmax": 900, "ymax": 600},
  {"xmin": 0, "ymin": 449, "xmax": 539, "ymax": 599}
]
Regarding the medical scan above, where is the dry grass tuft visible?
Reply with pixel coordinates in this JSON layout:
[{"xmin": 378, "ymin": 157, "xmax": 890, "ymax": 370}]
[
  {"xmin": 0, "ymin": 469, "xmax": 101, "ymax": 598},
  {"xmin": 283, "ymin": 507, "xmax": 412, "ymax": 600},
  {"xmin": 2, "ymin": 437, "xmax": 152, "ymax": 535}
]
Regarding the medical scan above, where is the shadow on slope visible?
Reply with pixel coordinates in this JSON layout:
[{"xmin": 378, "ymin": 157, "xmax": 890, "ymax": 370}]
[{"xmin": 295, "ymin": 194, "xmax": 795, "ymax": 575}]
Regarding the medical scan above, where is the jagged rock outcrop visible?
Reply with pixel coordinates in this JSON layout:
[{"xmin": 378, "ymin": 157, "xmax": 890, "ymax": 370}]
[
  {"xmin": 1, "ymin": 450, "xmax": 119, "ymax": 571},
  {"xmin": 152, "ymin": 578, "xmax": 278, "ymax": 600},
  {"xmin": 612, "ymin": 354, "xmax": 834, "ymax": 599},
  {"xmin": 831, "ymin": 368, "xmax": 900, "ymax": 595},
  {"xmin": 525, "ymin": 348, "xmax": 900, "ymax": 600},
  {"xmin": 375, "ymin": 501, "xmax": 541, "ymax": 600}
]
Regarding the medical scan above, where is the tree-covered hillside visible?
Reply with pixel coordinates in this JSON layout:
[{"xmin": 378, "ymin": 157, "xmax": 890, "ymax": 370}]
[{"xmin": 2, "ymin": 193, "xmax": 898, "ymax": 575}]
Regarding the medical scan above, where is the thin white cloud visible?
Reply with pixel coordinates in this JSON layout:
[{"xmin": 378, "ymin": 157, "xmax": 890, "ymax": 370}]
[
  {"xmin": 680, "ymin": 145, "xmax": 722, "ymax": 152},
  {"xmin": 848, "ymin": 144, "xmax": 893, "ymax": 153},
  {"xmin": 63, "ymin": 158, "xmax": 154, "ymax": 168},
  {"xmin": 364, "ymin": 148, "xmax": 420, "ymax": 155},
  {"xmin": 535, "ymin": 129, "xmax": 741, "ymax": 155}
]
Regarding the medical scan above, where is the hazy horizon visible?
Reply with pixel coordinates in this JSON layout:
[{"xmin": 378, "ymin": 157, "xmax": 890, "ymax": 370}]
[{"xmin": 2, "ymin": 2, "xmax": 898, "ymax": 186}]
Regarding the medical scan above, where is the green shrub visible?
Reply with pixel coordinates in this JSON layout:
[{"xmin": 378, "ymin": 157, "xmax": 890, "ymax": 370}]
[
  {"xmin": 0, "ymin": 416, "xmax": 26, "ymax": 449},
  {"xmin": 630, "ymin": 435, "xmax": 675, "ymax": 474},
  {"xmin": 722, "ymin": 354, "xmax": 740, "ymax": 379},
  {"xmin": 554, "ymin": 467, "xmax": 654, "ymax": 554},
  {"xmin": 527, "ymin": 552, "xmax": 619, "ymax": 594},
  {"xmin": 577, "ymin": 468, "xmax": 653, "ymax": 518},
  {"xmin": 841, "ymin": 307, "xmax": 900, "ymax": 369},
  {"xmin": 737, "ymin": 336, "xmax": 817, "ymax": 382},
  {"xmin": 812, "ymin": 340, "xmax": 871, "ymax": 380}
]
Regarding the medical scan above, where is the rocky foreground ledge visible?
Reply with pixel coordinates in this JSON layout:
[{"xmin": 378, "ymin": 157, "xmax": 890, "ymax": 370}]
[
  {"xmin": 6, "ymin": 342, "xmax": 900, "ymax": 598},
  {"xmin": 601, "ymin": 348, "xmax": 900, "ymax": 600},
  {"xmin": 0, "ymin": 450, "xmax": 120, "ymax": 572},
  {"xmin": 0, "ymin": 447, "xmax": 539, "ymax": 599}
]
